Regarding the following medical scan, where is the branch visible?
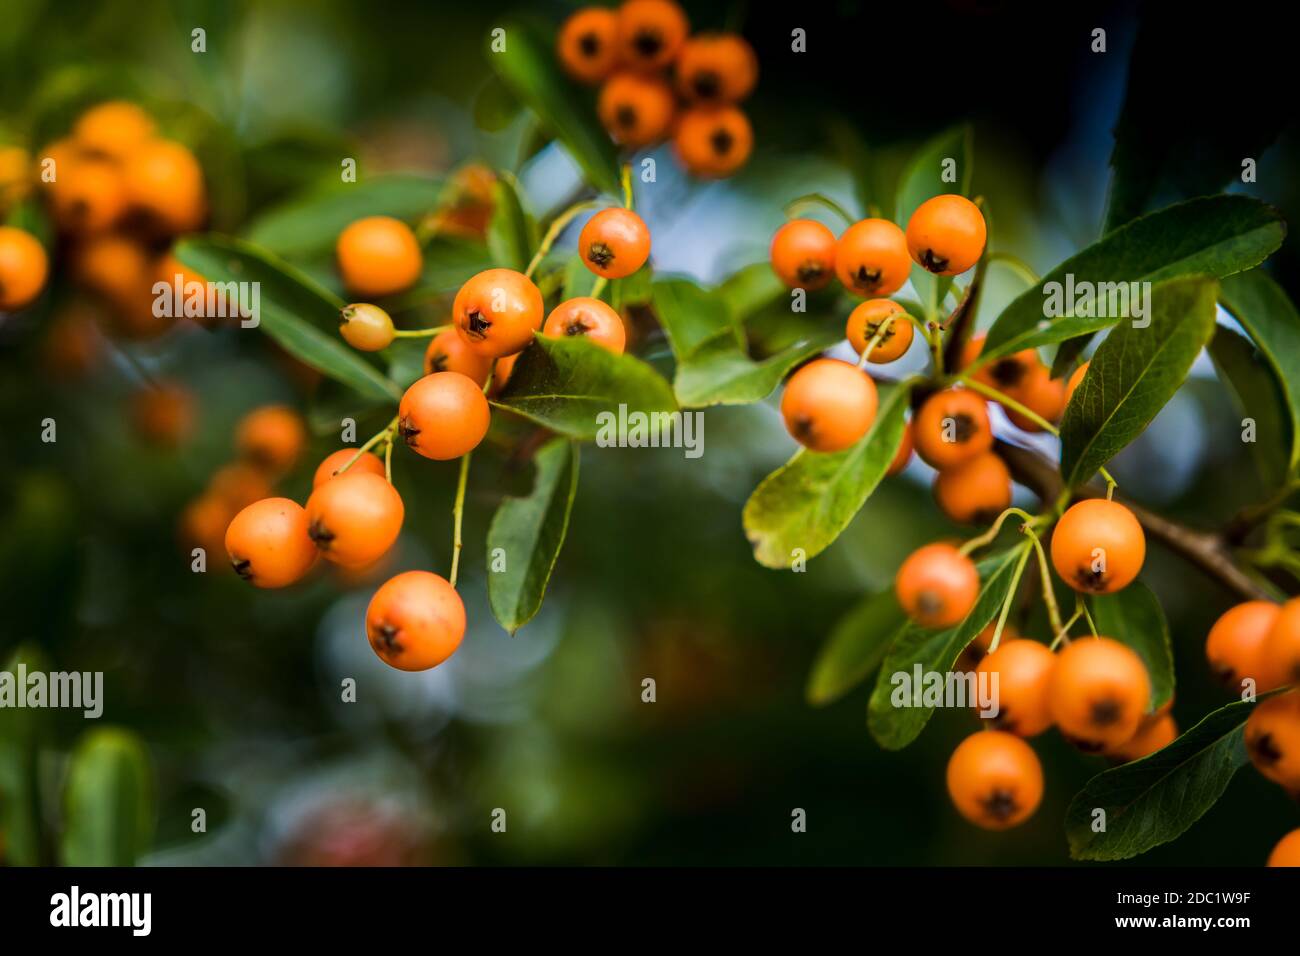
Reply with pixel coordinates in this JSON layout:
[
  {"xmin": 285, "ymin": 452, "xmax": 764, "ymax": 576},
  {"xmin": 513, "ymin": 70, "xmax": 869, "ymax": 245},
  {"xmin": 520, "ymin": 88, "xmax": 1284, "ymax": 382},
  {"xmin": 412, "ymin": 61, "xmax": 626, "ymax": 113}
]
[{"xmin": 994, "ymin": 440, "xmax": 1274, "ymax": 602}]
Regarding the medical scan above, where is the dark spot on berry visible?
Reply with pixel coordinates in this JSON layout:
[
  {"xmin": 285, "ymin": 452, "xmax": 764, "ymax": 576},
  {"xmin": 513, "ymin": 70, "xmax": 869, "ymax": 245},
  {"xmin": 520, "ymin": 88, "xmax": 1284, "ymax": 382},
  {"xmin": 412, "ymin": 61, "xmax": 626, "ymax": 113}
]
[
  {"xmin": 1064, "ymin": 733, "xmax": 1107, "ymax": 753},
  {"xmin": 949, "ymin": 412, "xmax": 977, "ymax": 444},
  {"xmin": 307, "ymin": 519, "xmax": 335, "ymax": 550},
  {"xmin": 1089, "ymin": 697, "xmax": 1123, "ymax": 727},
  {"xmin": 866, "ymin": 320, "xmax": 898, "ymax": 344},
  {"xmin": 992, "ymin": 357, "xmax": 1029, "ymax": 389},
  {"xmin": 374, "ymin": 622, "xmax": 401, "ymax": 652},
  {"xmin": 564, "ymin": 319, "xmax": 591, "ymax": 336},
  {"xmin": 1072, "ymin": 565, "xmax": 1109, "ymax": 592},
  {"xmin": 464, "ymin": 309, "xmax": 491, "ymax": 340},
  {"xmin": 1250, "ymin": 731, "xmax": 1283, "ymax": 767},
  {"xmin": 917, "ymin": 590, "xmax": 945, "ymax": 618},
  {"xmin": 398, "ymin": 415, "xmax": 421, "ymax": 447},
  {"xmin": 852, "ymin": 264, "xmax": 882, "ymax": 291},
  {"xmin": 979, "ymin": 788, "xmax": 1020, "ymax": 822},
  {"xmin": 427, "ymin": 351, "xmax": 448, "ymax": 374},
  {"xmin": 633, "ymin": 29, "xmax": 663, "ymax": 58},
  {"xmin": 578, "ymin": 31, "xmax": 600, "ymax": 58},
  {"xmin": 587, "ymin": 242, "xmax": 614, "ymax": 269},
  {"xmin": 615, "ymin": 105, "xmax": 638, "ymax": 130},
  {"xmin": 231, "ymin": 557, "xmax": 252, "ymax": 581},
  {"xmin": 796, "ymin": 261, "xmax": 825, "ymax": 284},
  {"xmin": 709, "ymin": 127, "xmax": 734, "ymax": 155},
  {"xmin": 920, "ymin": 247, "xmax": 949, "ymax": 273},
  {"xmin": 692, "ymin": 70, "xmax": 721, "ymax": 99},
  {"xmin": 792, "ymin": 413, "xmax": 815, "ymax": 440}
]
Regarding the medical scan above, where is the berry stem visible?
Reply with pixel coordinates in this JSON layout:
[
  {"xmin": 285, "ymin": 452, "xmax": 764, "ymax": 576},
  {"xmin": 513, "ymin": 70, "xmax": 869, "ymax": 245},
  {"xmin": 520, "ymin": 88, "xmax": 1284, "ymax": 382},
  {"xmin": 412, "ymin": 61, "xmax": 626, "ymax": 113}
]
[
  {"xmin": 958, "ymin": 506, "xmax": 1043, "ymax": 556},
  {"xmin": 524, "ymin": 199, "xmax": 602, "ymax": 279},
  {"xmin": 449, "ymin": 450, "xmax": 472, "ymax": 588},
  {"xmin": 986, "ymin": 251, "xmax": 1040, "ymax": 287},
  {"xmin": 384, "ymin": 434, "xmax": 394, "ymax": 483},
  {"xmin": 1080, "ymin": 597, "xmax": 1100, "ymax": 638},
  {"xmin": 1100, "ymin": 466, "xmax": 1117, "ymax": 500},
  {"xmin": 988, "ymin": 543, "xmax": 1034, "ymax": 654},
  {"xmin": 959, "ymin": 376, "xmax": 1059, "ymax": 435},
  {"xmin": 1050, "ymin": 603, "xmax": 1084, "ymax": 649},
  {"xmin": 855, "ymin": 314, "xmax": 899, "ymax": 369},
  {"xmin": 620, "ymin": 162, "xmax": 634, "ymax": 209},
  {"xmin": 1022, "ymin": 522, "xmax": 1063, "ymax": 636},
  {"xmin": 782, "ymin": 193, "xmax": 856, "ymax": 229},
  {"xmin": 392, "ymin": 324, "xmax": 450, "ymax": 339},
  {"xmin": 589, "ymin": 276, "xmax": 609, "ymax": 300},
  {"xmin": 338, "ymin": 415, "xmax": 400, "ymax": 476}
]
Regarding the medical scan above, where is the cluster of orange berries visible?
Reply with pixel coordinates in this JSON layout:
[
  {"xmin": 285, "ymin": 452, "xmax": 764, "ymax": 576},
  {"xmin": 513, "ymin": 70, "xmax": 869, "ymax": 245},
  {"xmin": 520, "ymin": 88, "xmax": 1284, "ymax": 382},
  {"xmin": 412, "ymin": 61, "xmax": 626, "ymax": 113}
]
[{"xmin": 557, "ymin": 0, "xmax": 756, "ymax": 178}]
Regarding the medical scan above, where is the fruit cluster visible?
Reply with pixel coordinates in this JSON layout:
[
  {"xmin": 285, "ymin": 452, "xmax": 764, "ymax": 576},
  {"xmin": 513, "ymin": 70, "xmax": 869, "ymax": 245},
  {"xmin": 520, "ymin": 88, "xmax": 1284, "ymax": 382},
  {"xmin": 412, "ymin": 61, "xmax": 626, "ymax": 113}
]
[{"xmin": 557, "ymin": 0, "xmax": 756, "ymax": 178}]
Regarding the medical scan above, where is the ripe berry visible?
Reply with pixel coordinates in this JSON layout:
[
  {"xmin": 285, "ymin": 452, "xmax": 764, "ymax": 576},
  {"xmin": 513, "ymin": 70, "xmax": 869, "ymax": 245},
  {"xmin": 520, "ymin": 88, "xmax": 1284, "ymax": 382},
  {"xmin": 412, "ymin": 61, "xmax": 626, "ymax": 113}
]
[
  {"xmin": 1245, "ymin": 691, "xmax": 1300, "ymax": 790},
  {"xmin": 887, "ymin": 419, "xmax": 914, "ymax": 476},
  {"xmin": 0, "ymin": 226, "xmax": 49, "ymax": 311},
  {"xmin": 672, "ymin": 105, "xmax": 752, "ymax": 178},
  {"xmin": 121, "ymin": 139, "xmax": 206, "ymax": 233},
  {"xmin": 365, "ymin": 570, "xmax": 466, "ymax": 671},
  {"xmin": 834, "ymin": 218, "xmax": 910, "ymax": 298},
  {"xmin": 906, "ymin": 194, "xmax": 986, "ymax": 276},
  {"xmin": 312, "ymin": 449, "xmax": 386, "ymax": 488},
  {"xmin": 398, "ymin": 371, "xmax": 491, "ymax": 460},
  {"xmin": 675, "ymin": 33, "xmax": 758, "ymax": 104},
  {"xmin": 1259, "ymin": 597, "xmax": 1300, "ymax": 691},
  {"xmin": 49, "ymin": 155, "xmax": 127, "ymax": 234},
  {"xmin": 913, "ymin": 388, "xmax": 993, "ymax": 470},
  {"xmin": 770, "ymin": 219, "xmax": 836, "ymax": 291},
  {"xmin": 236, "ymin": 405, "xmax": 306, "ymax": 474},
  {"xmin": 72, "ymin": 233, "xmax": 149, "ymax": 307},
  {"xmin": 895, "ymin": 542, "xmax": 980, "ymax": 629},
  {"xmin": 1050, "ymin": 498, "xmax": 1146, "ymax": 594},
  {"xmin": 424, "ymin": 327, "xmax": 494, "ymax": 385},
  {"xmin": 225, "ymin": 497, "xmax": 318, "ymax": 588},
  {"xmin": 209, "ymin": 462, "xmax": 274, "ymax": 511},
  {"xmin": 181, "ymin": 492, "xmax": 235, "ymax": 560},
  {"xmin": 338, "ymin": 302, "xmax": 396, "ymax": 352},
  {"xmin": 1005, "ymin": 364, "xmax": 1067, "ymax": 433},
  {"xmin": 452, "ymin": 267, "xmax": 544, "ymax": 357},
  {"xmin": 336, "ymin": 216, "xmax": 422, "ymax": 298},
  {"xmin": 1268, "ymin": 828, "xmax": 1300, "ymax": 867},
  {"xmin": 543, "ymin": 296, "xmax": 627, "ymax": 354},
  {"xmin": 305, "ymin": 471, "xmax": 404, "ymax": 567},
  {"xmin": 615, "ymin": 0, "xmax": 689, "ymax": 71},
  {"xmin": 579, "ymin": 208, "xmax": 651, "ymax": 280},
  {"xmin": 1048, "ymin": 637, "xmax": 1151, "ymax": 752},
  {"xmin": 958, "ymin": 622, "xmax": 1020, "ymax": 672},
  {"xmin": 1205, "ymin": 601, "xmax": 1280, "ymax": 692},
  {"xmin": 598, "ymin": 72, "xmax": 675, "ymax": 148},
  {"xmin": 130, "ymin": 381, "xmax": 194, "ymax": 448},
  {"xmin": 946, "ymin": 729, "xmax": 1043, "ymax": 830},
  {"xmin": 933, "ymin": 451, "xmax": 1012, "ymax": 526},
  {"xmin": 1065, "ymin": 361, "xmax": 1090, "ymax": 404},
  {"xmin": 961, "ymin": 334, "xmax": 1042, "ymax": 394},
  {"xmin": 490, "ymin": 351, "xmax": 520, "ymax": 396},
  {"xmin": 557, "ymin": 7, "xmax": 620, "ymax": 85},
  {"xmin": 976, "ymin": 639, "xmax": 1056, "ymax": 737},
  {"xmin": 1106, "ymin": 713, "xmax": 1177, "ymax": 763},
  {"xmin": 73, "ymin": 101, "xmax": 155, "ymax": 160},
  {"xmin": 846, "ymin": 299, "xmax": 913, "ymax": 363},
  {"xmin": 779, "ymin": 358, "xmax": 877, "ymax": 453}
]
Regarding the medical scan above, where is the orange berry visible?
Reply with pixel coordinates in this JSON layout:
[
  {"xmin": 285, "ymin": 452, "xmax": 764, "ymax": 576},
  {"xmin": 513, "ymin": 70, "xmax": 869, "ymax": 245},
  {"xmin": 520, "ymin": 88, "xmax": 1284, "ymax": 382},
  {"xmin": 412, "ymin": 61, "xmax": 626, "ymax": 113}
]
[
  {"xmin": 1050, "ymin": 499, "xmax": 1146, "ymax": 595},
  {"xmin": 598, "ymin": 72, "xmax": 676, "ymax": 148},
  {"xmin": 1267, "ymin": 828, "xmax": 1300, "ymax": 866},
  {"xmin": 1006, "ymin": 364, "xmax": 1067, "ymax": 432},
  {"xmin": 48, "ymin": 155, "xmax": 127, "ymax": 233},
  {"xmin": 180, "ymin": 492, "xmax": 235, "ymax": 559},
  {"xmin": 0, "ymin": 146, "xmax": 33, "ymax": 210},
  {"xmin": 424, "ymin": 327, "xmax": 494, "ymax": 385},
  {"xmin": 946, "ymin": 730, "xmax": 1043, "ymax": 830},
  {"xmin": 846, "ymin": 298, "xmax": 912, "ymax": 363},
  {"xmin": 397, "ymin": 371, "xmax": 491, "ymax": 460},
  {"xmin": 906, "ymin": 194, "xmax": 986, "ymax": 275},
  {"xmin": 235, "ymin": 405, "xmax": 306, "ymax": 474},
  {"xmin": 579, "ymin": 208, "xmax": 651, "ymax": 280},
  {"xmin": 615, "ymin": 0, "xmax": 689, "ymax": 71},
  {"xmin": 312, "ymin": 449, "xmax": 386, "ymax": 489},
  {"xmin": 672, "ymin": 105, "xmax": 752, "ymax": 178},
  {"xmin": 1245, "ymin": 691, "xmax": 1300, "ymax": 790},
  {"xmin": 209, "ymin": 462, "xmax": 274, "ymax": 510},
  {"xmin": 224, "ymin": 497, "xmax": 318, "ymax": 588},
  {"xmin": 912, "ymin": 388, "xmax": 993, "ymax": 470},
  {"xmin": 887, "ymin": 419, "xmax": 914, "ymax": 476},
  {"xmin": 958, "ymin": 622, "xmax": 1020, "ymax": 672},
  {"xmin": 1106, "ymin": 713, "xmax": 1177, "ymax": 763},
  {"xmin": 1205, "ymin": 601, "xmax": 1280, "ymax": 693},
  {"xmin": 364, "ymin": 570, "xmax": 466, "ymax": 671},
  {"xmin": 336, "ymin": 216, "xmax": 422, "ymax": 298},
  {"xmin": 73, "ymin": 101, "xmax": 155, "ymax": 160},
  {"xmin": 770, "ymin": 219, "xmax": 836, "ymax": 291},
  {"xmin": 130, "ymin": 381, "xmax": 194, "ymax": 447},
  {"xmin": 962, "ymin": 334, "xmax": 1042, "ymax": 393},
  {"xmin": 72, "ymin": 234, "xmax": 150, "ymax": 307},
  {"xmin": 452, "ymin": 267, "xmax": 544, "ymax": 358},
  {"xmin": 675, "ymin": 33, "xmax": 758, "ymax": 104},
  {"xmin": 557, "ymin": 7, "xmax": 621, "ymax": 85},
  {"xmin": 543, "ymin": 296, "xmax": 626, "ymax": 354},
  {"xmin": 895, "ymin": 542, "xmax": 979, "ymax": 629},
  {"xmin": 429, "ymin": 164, "xmax": 496, "ymax": 240},
  {"xmin": 933, "ymin": 451, "xmax": 1012, "ymax": 526},
  {"xmin": 490, "ymin": 351, "xmax": 520, "ymax": 396},
  {"xmin": 1065, "ymin": 361, "xmax": 1090, "ymax": 404},
  {"xmin": 0, "ymin": 226, "xmax": 49, "ymax": 311},
  {"xmin": 1048, "ymin": 636, "xmax": 1152, "ymax": 752},
  {"xmin": 1259, "ymin": 597, "xmax": 1300, "ymax": 691},
  {"xmin": 780, "ymin": 358, "xmax": 878, "ymax": 453},
  {"xmin": 305, "ymin": 471, "xmax": 404, "ymax": 568},
  {"xmin": 976, "ymin": 639, "xmax": 1056, "ymax": 737},
  {"xmin": 338, "ymin": 302, "xmax": 396, "ymax": 352},
  {"xmin": 121, "ymin": 139, "xmax": 206, "ymax": 233},
  {"xmin": 834, "ymin": 218, "xmax": 910, "ymax": 298}
]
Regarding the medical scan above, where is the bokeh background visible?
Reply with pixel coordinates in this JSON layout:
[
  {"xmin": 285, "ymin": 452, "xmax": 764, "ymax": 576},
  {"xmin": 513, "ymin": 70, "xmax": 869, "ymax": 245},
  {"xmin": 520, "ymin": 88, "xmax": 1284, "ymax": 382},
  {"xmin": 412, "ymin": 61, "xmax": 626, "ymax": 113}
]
[{"xmin": 1, "ymin": 0, "xmax": 1298, "ymax": 865}]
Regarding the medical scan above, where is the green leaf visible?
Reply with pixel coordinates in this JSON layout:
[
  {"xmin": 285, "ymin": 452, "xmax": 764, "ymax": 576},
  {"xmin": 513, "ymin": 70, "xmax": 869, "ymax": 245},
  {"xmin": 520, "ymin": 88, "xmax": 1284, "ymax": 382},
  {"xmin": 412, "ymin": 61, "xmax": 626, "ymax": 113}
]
[
  {"xmin": 867, "ymin": 547, "xmax": 1028, "ymax": 750},
  {"xmin": 486, "ymin": 173, "xmax": 537, "ymax": 273},
  {"xmin": 243, "ymin": 174, "xmax": 444, "ymax": 258},
  {"xmin": 1059, "ymin": 276, "xmax": 1218, "ymax": 488},
  {"xmin": 493, "ymin": 335, "xmax": 678, "ymax": 440},
  {"xmin": 743, "ymin": 382, "xmax": 913, "ymax": 569},
  {"xmin": 981, "ymin": 196, "xmax": 1286, "ymax": 367},
  {"xmin": 474, "ymin": 73, "xmax": 523, "ymax": 132},
  {"xmin": 673, "ymin": 329, "xmax": 840, "ymax": 408},
  {"xmin": 1089, "ymin": 583, "xmax": 1175, "ymax": 712},
  {"xmin": 176, "ymin": 235, "xmax": 401, "ymax": 403},
  {"xmin": 610, "ymin": 264, "xmax": 653, "ymax": 313},
  {"xmin": 1219, "ymin": 269, "xmax": 1300, "ymax": 477},
  {"xmin": 894, "ymin": 125, "xmax": 972, "ymax": 315},
  {"xmin": 563, "ymin": 255, "xmax": 598, "ymax": 299},
  {"xmin": 807, "ymin": 590, "xmax": 908, "ymax": 707},
  {"xmin": 651, "ymin": 277, "xmax": 742, "ymax": 360},
  {"xmin": 1065, "ymin": 696, "xmax": 1263, "ymax": 861},
  {"xmin": 1208, "ymin": 326, "xmax": 1291, "ymax": 490},
  {"xmin": 716, "ymin": 261, "xmax": 786, "ymax": 325},
  {"xmin": 0, "ymin": 645, "xmax": 51, "ymax": 866},
  {"xmin": 60, "ymin": 728, "xmax": 155, "ymax": 866},
  {"xmin": 488, "ymin": 20, "xmax": 620, "ymax": 195},
  {"xmin": 487, "ymin": 439, "xmax": 580, "ymax": 634}
]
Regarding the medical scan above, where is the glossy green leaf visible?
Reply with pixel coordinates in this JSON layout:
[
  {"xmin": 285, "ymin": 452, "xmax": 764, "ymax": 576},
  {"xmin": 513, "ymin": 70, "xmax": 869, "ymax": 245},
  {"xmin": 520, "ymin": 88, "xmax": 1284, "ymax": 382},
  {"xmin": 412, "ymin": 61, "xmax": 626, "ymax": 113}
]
[
  {"xmin": 895, "ymin": 125, "xmax": 971, "ymax": 317},
  {"xmin": 0, "ymin": 645, "xmax": 50, "ymax": 866},
  {"xmin": 1089, "ymin": 583, "xmax": 1175, "ymax": 712},
  {"xmin": 651, "ymin": 277, "xmax": 742, "ymax": 360},
  {"xmin": 1208, "ymin": 326, "xmax": 1291, "ymax": 489},
  {"xmin": 486, "ymin": 173, "xmax": 537, "ymax": 272},
  {"xmin": 1059, "ymin": 276, "xmax": 1218, "ymax": 488},
  {"xmin": 243, "ymin": 174, "xmax": 443, "ymax": 258},
  {"xmin": 1065, "ymin": 696, "xmax": 1262, "ymax": 861},
  {"xmin": 493, "ymin": 335, "xmax": 678, "ymax": 440},
  {"xmin": 716, "ymin": 261, "xmax": 786, "ymax": 324},
  {"xmin": 807, "ymin": 590, "xmax": 908, "ymax": 707},
  {"xmin": 982, "ymin": 196, "xmax": 1285, "ymax": 367},
  {"xmin": 487, "ymin": 439, "xmax": 580, "ymax": 635},
  {"xmin": 176, "ymin": 235, "xmax": 401, "ymax": 402},
  {"xmin": 673, "ymin": 328, "xmax": 840, "ymax": 408},
  {"xmin": 563, "ymin": 255, "xmax": 598, "ymax": 298},
  {"xmin": 488, "ymin": 20, "xmax": 620, "ymax": 195},
  {"xmin": 60, "ymin": 728, "xmax": 155, "ymax": 866},
  {"xmin": 867, "ymin": 547, "xmax": 1028, "ymax": 750},
  {"xmin": 743, "ymin": 382, "xmax": 912, "ymax": 569}
]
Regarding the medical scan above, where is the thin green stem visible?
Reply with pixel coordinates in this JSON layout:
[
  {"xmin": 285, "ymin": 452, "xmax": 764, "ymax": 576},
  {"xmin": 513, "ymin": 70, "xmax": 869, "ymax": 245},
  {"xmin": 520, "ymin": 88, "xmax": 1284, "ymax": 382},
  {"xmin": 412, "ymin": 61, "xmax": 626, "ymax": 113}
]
[
  {"xmin": 384, "ymin": 435, "xmax": 393, "ymax": 483},
  {"xmin": 1023, "ymin": 523, "xmax": 1063, "ymax": 636},
  {"xmin": 392, "ymin": 324, "xmax": 450, "ymax": 339},
  {"xmin": 1081, "ymin": 598, "xmax": 1099, "ymax": 638},
  {"xmin": 855, "ymin": 314, "xmax": 898, "ymax": 369},
  {"xmin": 959, "ymin": 506, "xmax": 1042, "ymax": 556},
  {"xmin": 338, "ymin": 415, "xmax": 399, "ymax": 475},
  {"xmin": 525, "ymin": 200, "xmax": 602, "ymax": 279},
  {"xmin": 988, "ymin": 544, "xmax": 1034, "ymax": 655},
  {"xmin": 960, "ymin": 376, "xmax": 1058, "ymax": 435},
  {"xmin": 449, "ymin": 451, "xmax": 472, "ymax": 588},
  {"xmin": 986, "ymin": 251, "xmax": 1040, "ymax": 287},
  {"xmin": 621, "ymin": 163, "xmax": 634, "ymax": 209},
  {"xmin": 783, "ymin": 193, "xmax": 856, "ymax": 228},
  {"xmin": 590, "ymin": 276, "xmax": 609, "ymax": 301},
  {"xmin": 1051, "ymin": 604, "xmax": 1084, "ymax": 650},
  {"xmin": 1099, "ymin": 467, "xmax": 1117, "ymax": 500}
]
